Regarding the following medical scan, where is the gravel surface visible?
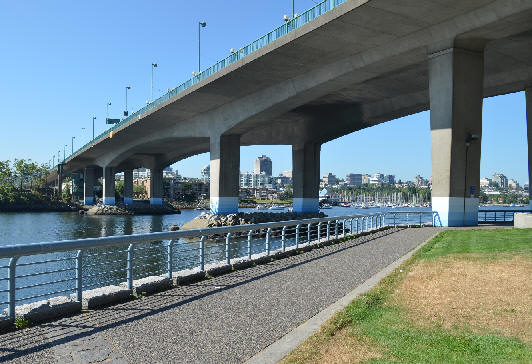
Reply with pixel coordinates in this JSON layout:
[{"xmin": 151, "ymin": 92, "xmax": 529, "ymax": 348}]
[{"xmin": 0, "ymin": 227, "xmax": 439, "ymax": 364}]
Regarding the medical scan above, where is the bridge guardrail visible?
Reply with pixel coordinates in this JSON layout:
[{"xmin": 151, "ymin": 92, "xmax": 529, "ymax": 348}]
[
  {"xmin": 0, "ymin": 210, "xmax": 431, "ymax": 321},
  {"xmin": 51, "ymin": 0, "xmax": 348, "ymax": 172}
]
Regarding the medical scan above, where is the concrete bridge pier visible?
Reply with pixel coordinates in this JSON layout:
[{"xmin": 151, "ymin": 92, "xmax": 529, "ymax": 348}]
[
  {"xmin": 102, "ymin": 166, "xmax": 116, "ymax": 205},
  {"xmin": 57, "ymin": 164, "xmax": 63, "ymax": 199},
  {"xmin": 527, "ymin": 88, "xmax": 531, "ymax": 208},
  {"xmin": 83, "ymin": 167, "xmax": 96, "ymax": 205},
  {"xmin": 429, "ymin": 46, "xmax": 484, "ymax": 226},
  {"xmin": 150, "ymin": 168, "xmax": 163, "ymax": 205},
  {"xmin": 210, "ymin": 135, "xmax": 240, "ymax": 214},
  {"xmin": 123, "ymin": 169, "xmax": 134, "ymax": 205},
  {"xmin": 292, "ymin": 142, "xmax": 320, "ymax": 213}
]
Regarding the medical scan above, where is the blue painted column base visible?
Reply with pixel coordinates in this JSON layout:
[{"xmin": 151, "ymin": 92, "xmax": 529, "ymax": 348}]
[
  {"xmin": 124, "ymin": 197, "xmax": 134, "ymax": 205},
  {"xmin": 103, "ymin": 197, "xmax": 115, "ymax": 206},
  {"xmin": 84, "ymin": 197, "xmax": 94, "ymax": 206},
  {"xmin": 432, "ymin": 197, "xmax": 478, "ymax": 226},
  {"xmin": 210, "ymin": 197, "xmax": 238, "ymax": 214},
  {"xmin": 150, "ymin": 197, "xmax": 163, "ymax": 206},
  {"xmin": 292, "ymin": 198, "xmax": 319, "ymax": 213}
]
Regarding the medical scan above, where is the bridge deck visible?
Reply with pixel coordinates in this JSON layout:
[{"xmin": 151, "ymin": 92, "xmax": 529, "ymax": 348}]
[{"xmin": 1, "ymin": 227, "xmax": 438, "ymax": 363}]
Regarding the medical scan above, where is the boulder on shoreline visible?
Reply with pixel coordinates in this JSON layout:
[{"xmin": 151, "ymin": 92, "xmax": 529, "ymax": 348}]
[
  {"xmin": 86, "ymin": 202, "xmax": 180, "ymax": 216},
  {"xmin": 181, "ymin": 211, "xmax": 326, "ymax": 230}
]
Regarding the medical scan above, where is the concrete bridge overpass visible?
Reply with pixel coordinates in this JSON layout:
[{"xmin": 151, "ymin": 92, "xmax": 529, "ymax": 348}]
[{"xmin": 51, "ymin": 0, "xmax": 532, "ymax": 225}]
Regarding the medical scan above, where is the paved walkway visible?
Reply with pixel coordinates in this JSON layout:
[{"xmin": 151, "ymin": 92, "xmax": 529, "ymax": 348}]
[{"xmin": 0, "ymin": 227, "xmax": 439, "ymax": 364}]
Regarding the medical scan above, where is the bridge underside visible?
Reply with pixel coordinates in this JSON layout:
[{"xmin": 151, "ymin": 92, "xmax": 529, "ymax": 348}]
[{"xmin": 51, "ymin": 0, "xmax": 532, "ymax": 224}]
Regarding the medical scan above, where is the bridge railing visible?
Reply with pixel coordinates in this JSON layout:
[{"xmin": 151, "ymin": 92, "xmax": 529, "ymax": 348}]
[
  {"xmin": 0, "ymin": 210, "xmax": 427, "ymax": 321},
  {"xmin": 55, "ymin": 0, "xmax": 347, "ymax": 171},
  {"xmin": 478, "ymin": 209, "xmax": 531, "ymax": 223}
]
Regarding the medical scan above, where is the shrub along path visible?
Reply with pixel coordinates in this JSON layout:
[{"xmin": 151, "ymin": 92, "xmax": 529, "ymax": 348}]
[
  {"xmin": 281, "ymin": 228, "xmax": 532, "ymax": 364},
  {"xmin": 0, "ymin": 227, "xmax": 438, "ymax": 364}
]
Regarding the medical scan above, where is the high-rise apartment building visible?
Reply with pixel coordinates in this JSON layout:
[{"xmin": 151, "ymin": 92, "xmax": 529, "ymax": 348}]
[
  {"xmin": 346, "ymin": 173, "xmax": 362, "ymax": 186},
  {"xmin": 492, "ymin": 173, "xmax": 508, "ymax": 188},
  {"xmin": 254, "ymin": 155, "xmax": 272, "ymax": 176}
]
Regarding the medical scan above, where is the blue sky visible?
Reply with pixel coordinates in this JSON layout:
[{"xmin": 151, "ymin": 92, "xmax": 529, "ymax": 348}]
[{"xmin": 0, "ymin": 1, "xmax": 529, "ymax": 185}]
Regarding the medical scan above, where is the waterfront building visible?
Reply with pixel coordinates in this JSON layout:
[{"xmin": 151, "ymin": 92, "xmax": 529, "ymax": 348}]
[
  {"xmin": 361, "ymin": 174, "xmax": 370, "ymax": 185},
  {"xmin": 492, "ymin": 173, "xmax": 508, "ymax": 188},
  {"xmin": 322, "ymin": 173, "xmax": 337, "ymax": 186},
  {"xmin": 346, "ymin": 173, "xmax": 362, "ymax": 186},
  {"xmin": 373, "ymin": 173, "xmax": 384, "ymax": 182},
  {"xmin": 480, "ymin": 177, "xmax": 491, "ymax": 188},
  {"xmin": 384, "ymin": 174, "xmax": 395, "ymax": 184},
  {"xmin": 201, "ymin": 165, "xmax": 210, "ymax": 183},
  {"xmin": 414, "ymin": 175, "xmax": 429, "ymax": 187},
  {"xmin": 508, "ymin": 179, "xmax": 519, "ymax": 190},
  {"xmin": 240, "ymin": 172, "xmax": 253, "ymax": 188},
  {"xmin": 254, "ymin": 155, "xmax": 272, "ymax": 176},
  {"xmin": 133, "ymin": 168, "xmax": 150, "ymax": 179}
]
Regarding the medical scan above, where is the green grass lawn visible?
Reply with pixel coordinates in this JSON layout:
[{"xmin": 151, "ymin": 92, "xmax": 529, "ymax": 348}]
[{"xmin": 282, "ymin": 229, "xmax": 532, "ymax": 364}]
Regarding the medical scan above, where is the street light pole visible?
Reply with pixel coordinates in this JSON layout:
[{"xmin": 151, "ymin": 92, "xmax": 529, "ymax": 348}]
[
  {"xmin": 293, "ymin": 0, "xmax": 295, "ymax": 18},
  {"xmin": 71, "ymin": 136, "xmax": 75, "ymax": 155},
  {"xmin": 124, "ymin": 86, "xmax": 131, "ymax": 116},
  {"xmin": 198, "ymin": 21, "xmax": 206, "ymax": 73},
  {"xmin": 106, "ymin": 102, "xmax": 111, "ymax": 120},
  {"xmin": 151, "ymin": 63, "xmax": 158, "ymax": 102},
  {"xmin": 64, "ymin": 145, "xmax": 67, "ymax": 163},
  {"xmin": 52, "ymin": 155, "xmax": 55, "ymax": 167},
  {"xmin": 92, "ymin": 116, "xmax": 97, "ymax": 140}
]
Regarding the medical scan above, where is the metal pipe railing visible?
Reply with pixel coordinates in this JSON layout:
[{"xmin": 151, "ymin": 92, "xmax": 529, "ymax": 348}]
[{"xmin": 0, "ymin": 211, "xmax": 432, "ymax": 321}]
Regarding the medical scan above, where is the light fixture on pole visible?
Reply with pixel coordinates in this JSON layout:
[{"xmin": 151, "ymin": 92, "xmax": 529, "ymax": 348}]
[
  {"xmin": 151, "ymin": 63, "xmax": 158, "ymax": 102},
  {"xmin": 92, "ymin": 116, "xmax": 97, "ymax": 140},
  {"xmin": 198, "ymin": 21, "xmax": 207, "ymax": 74},
  {"xmin": 106, "ymin": 102, "xmax": 111, "ymax": 120},
  {"xmin": 124, "ymin": 86, "xmax": 131, "ymax": 116}
]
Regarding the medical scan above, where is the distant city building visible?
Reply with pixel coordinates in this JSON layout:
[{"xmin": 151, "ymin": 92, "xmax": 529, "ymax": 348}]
[
  {"xmin": 508, "ymin": 179, "xmax": 519, "ymax": 190},
  {"xmin": 201, "ymin": 165, "xmax": 210, "ymax": 183},
  {"xmin": 480, "ymin": 177, "xmax": 491, "ymax": 187},
  {"xmin": 384, "ymin": 174, "xmax": 395, "ymax": 184},
  {"xmin": 240, "ymin": 172, "xmax": 273, "ymax": 189},
  {"xmin": 240, "ymin": 172, "xmax": 253, "ymax": 188},
  {"xmin": 346, "ymin": 173, "xmax": 362, "ymax": 186},
  {"xmin": 414, "ymin": 175, "xmax": 429, "ymax": 187},
  {"xmin": 133, "ymin": 168, "xmax": 150, "ymax": 179},
  {"xmin": 322, "ymin": 173, "xmax": 337, "ymax": 186},
  {"xmin": 361, "ymin": 174, "xmax": 370, "ymax": 185},
  {"xmin": 281, "ymin": 170, "xmax": 292, "ymax": 178},
  {"xmin": 373, "ymin": 173, "xmax": 384, "ymax": 183},
  {"xmin": 254, "ymin": 155, "xmax": 272, "ymax": 176},
  {"xmin": 492, "ymin": 173, "xmax": 508, "ymax": 188},
  {"xmin": 275, "ymin": 174, "xmax": 292, "ymax": 187}
]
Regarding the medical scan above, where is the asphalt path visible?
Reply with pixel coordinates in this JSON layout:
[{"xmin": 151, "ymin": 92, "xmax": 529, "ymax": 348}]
[{"xmin": 0, "ymin": 227, "xmax": 439, "ymax": 364}]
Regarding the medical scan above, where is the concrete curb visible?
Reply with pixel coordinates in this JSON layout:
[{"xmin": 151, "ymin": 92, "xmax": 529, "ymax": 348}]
[{"xmin": 245, "ymin": 230, "xmax": 441, "ymax": 364}]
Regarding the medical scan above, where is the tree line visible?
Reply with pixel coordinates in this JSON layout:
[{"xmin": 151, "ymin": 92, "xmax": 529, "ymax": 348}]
[{"xmin": 0, "ymin": 159, "xmax": 53, "ymax": 206}]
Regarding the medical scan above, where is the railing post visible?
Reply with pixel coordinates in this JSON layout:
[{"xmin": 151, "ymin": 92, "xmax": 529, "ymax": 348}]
[
  {"xmin": 335, "ymin": 220, "xmax": 339, "ymax": 240},
  {"xmin": 247, "ymin": 230, "xmax": 253, "ymax": 260},
  {"xmin": 266, "ymin": 228, "xmax": 272, "ymax": 255},
  {"xmin": 356, "ymin": 218, "xmax": 359, "ymax": 234},
  {"xmin": 167, "ymin": 240, "xmax": 174, "ymax": 279},
  {"xmin": 317, "ymin": 222, "xmax": 322, "ymax": 243},
  {"xmin": 326, "ymin": 221, "xmax": 331, "ymax": 241},
  {"xmin": 406, "ymin": 213, "xmax": 409, "ymax": 227},
  {"xmin": 350, "ymin": 218, "xmax": 354, "ymax": 236},
  {"xmin": 225, "ymin": 233, "xmax": 232, "ymax": 264},
  {"xmin": 307, "ymin": 223, "xmax": 311, "ymax": 245},
  {"xmin": 342, "ymin": 219, "xmax": 346, "ymax": 237},
  {"xmin": 127, "ymin": 244, "xmax": 134, "ymax": 290},
  {"xmin": 8, "ymin": 257, "xmax": 19, "ymax": 320},
  {"xmin": 200, "ymin": 236, "xmax": 206, "ymax": 271},
  {"xmin": 282, "ymin": 226, "xmax": 287, "ymax": 252},
  {"xmin": 295, "ymin": 224, "xmax": 300, "ymax": 249},
  {"xmin": 394, "ymin": 213, "xmax": 396, "ymax": 227},
  {"xmin": 76, "ymin": 250, "xmax": 83, "ymax": 302},
  {"xmin": 419, "ymin": 213, "xmax": 422, "ymax": 227}
]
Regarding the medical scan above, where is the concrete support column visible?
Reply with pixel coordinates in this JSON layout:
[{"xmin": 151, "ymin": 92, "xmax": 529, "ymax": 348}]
[
  {"xmin": 123, "ymin": 169, "xmax": 134, "ymax": 205},
  {"xmin": 150, "ymin": 168, "xmax": 163, "ymax": 205},
  {"xmin": 209, "ymin": 134, "xmax": 240, "ymax": 214},
  {"xmin": 429, "ymin": 47, "xmax": 484, "ymax": 226},
  {"xmin": 102, "ymin": 166, "xmax": 116, "ymax": 205},
  {"xmin": 57, "ymin": 164, "xmax": 63, "ymax": 199},
  {"xmin": 84, "ymin": 167, "xmax": 96, "ymax": 205},
  {"xmin": 526, "ymin": 88, "xmax": 531, "ymax": 208},
  {"xmin": 292, "ymin": 142, "xmax": 320, "ymax": 213}
]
